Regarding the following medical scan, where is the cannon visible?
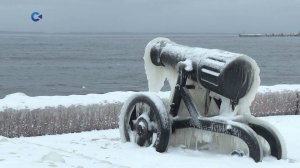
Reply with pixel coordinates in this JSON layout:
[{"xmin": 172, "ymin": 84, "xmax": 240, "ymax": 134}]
[{"xmin": 119, "ymin": 37, "xmax": 286, "ymax": 162}]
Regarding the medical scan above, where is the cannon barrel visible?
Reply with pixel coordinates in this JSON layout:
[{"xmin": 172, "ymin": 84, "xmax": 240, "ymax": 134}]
[{"xmin": 150, "ymin": 40, "xmax": 255, "ymax": 102}]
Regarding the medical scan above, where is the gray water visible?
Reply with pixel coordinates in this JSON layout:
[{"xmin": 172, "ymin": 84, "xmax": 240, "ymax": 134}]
[{"xmin": 0, "ymin": 33, "xmax": 299, "ymax": 98}]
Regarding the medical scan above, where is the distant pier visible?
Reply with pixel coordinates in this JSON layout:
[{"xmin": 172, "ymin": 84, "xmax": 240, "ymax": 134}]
[{"xmin": 239, "ymin": 32, "xmax": 300, "ymax": 37}]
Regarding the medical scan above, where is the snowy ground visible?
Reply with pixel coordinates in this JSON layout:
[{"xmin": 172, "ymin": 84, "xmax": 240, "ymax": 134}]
[{"xmin": 0, "ymin": 115, "xmax": 299, "ymax": 168}]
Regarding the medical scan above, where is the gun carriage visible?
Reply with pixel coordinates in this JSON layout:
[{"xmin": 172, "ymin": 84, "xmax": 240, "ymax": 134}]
[{"xmin": 119, "ymin": 38, "xmax": 286, "ymax": 162}]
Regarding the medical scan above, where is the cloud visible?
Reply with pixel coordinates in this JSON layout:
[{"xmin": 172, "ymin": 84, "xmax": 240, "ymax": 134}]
[{"xmin": 0, "ymin": 0, "xmax": 299, "ymax": 33}]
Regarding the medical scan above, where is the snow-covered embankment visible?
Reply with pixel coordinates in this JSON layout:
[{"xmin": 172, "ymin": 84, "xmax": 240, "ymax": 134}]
[{"xmin": 0, "ymin": 85, "xmax": 299, "ymax": 137}]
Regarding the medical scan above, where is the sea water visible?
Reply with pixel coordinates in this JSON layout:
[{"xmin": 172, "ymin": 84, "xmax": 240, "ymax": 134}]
[{"xmin": 0, "ymin": 33, "xmax": 299, "ymax": 97}]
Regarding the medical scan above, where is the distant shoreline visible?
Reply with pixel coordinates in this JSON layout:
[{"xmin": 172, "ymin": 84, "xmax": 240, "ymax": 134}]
[{"xmin": 239, "ymin": 32, "xmax": 300, "ymax": 37}]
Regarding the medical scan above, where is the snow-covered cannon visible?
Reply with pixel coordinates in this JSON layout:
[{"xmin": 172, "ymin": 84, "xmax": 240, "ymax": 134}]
[{"xmin": 119, "ymin": 38, "xmax": 286, "ymax": 162}]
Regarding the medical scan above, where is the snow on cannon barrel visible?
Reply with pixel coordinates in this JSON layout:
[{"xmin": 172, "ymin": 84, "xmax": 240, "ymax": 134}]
[
  {"xmin": 119, "ymin": 37, "xmax": 286, "ymax": 162},
  {"xmin": 150, "ymin": 39, "xmax": 254, "ymax": 104}
]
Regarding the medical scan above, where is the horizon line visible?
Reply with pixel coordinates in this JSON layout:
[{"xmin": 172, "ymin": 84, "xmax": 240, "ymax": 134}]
[{"xmin": 0, "ymin": 31, "xmax": 241, "ymax": 35}]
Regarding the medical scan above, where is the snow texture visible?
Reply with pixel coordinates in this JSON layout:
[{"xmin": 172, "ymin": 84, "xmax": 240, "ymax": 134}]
[
  {"xmin": 178, "ymin": 59, "xmax": 193, "ymax": 71},
  {"xmin": 143, "ymin": 37, "xmax": 171, "ymax": 92},
  {"xmin": 0, "ymin": 115, "xmax": 299, "ymax": 168},
  {"xmin": 0, "ymin": 92, "xmax": 135, "ymax": 111},
  {"xmin": 169, "ymin": 128, "xmax": 249, "ymax": 156}
]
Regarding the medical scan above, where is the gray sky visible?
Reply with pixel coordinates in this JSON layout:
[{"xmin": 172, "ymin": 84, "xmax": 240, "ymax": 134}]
[{"xmin": 0, "ymin": 0, "xmax": 299, "ymax": 33}]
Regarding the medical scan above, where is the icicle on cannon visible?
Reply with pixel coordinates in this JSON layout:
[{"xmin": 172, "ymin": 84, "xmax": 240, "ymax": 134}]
[{"xmin": 119, "ymin": 38, "xmax": 286, "ymax": 162}]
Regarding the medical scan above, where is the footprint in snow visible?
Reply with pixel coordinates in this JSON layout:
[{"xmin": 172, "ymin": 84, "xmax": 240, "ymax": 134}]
[{"xmin": 41, "ymin": 151, "xmax": 65, "ymax": 163}]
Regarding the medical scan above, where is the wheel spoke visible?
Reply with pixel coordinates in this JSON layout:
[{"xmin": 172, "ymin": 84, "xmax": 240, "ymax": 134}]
[
  {"xmin": 129, "ymin": 105, "xmax": 137, "ymax": 130},
  {"xmin": 149, "ymin": 109, "xmax": 154, "ymax": 121},
  {"xmin": 136, "ymin": 135, "xmax": 147, "ymax": 146},
  {"xmin": 146, "ymin": 129, "xmax": 154, "ymax": 146},
  {"xmin": 150, "ymin": 122, "xmax": 158, "ymax": 133},
  {"xmin": 146, "ymin": 138, "xmax": 152, "ymax": 146},
  {"xmin": 138, "ymin": 102, "xmax": 144, "ymax": 116},
  {"xmin": 136, "ymin": 104, "xmax": 140, "ymax": 118}
]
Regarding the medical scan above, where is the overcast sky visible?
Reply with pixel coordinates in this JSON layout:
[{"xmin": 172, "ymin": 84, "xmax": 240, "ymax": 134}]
[{"xmin": 0, "ymin": 0, "xmax": 299, "ymax": 33}]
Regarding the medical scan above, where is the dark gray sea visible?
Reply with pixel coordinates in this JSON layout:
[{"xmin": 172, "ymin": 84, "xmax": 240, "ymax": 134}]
[{"xmin": 0, "ymin": 33, "xmax": 299, "ymax": 98}]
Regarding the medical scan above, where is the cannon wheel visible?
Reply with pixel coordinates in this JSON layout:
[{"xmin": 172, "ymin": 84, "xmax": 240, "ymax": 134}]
[{"xmin": 119, "ymin": 93, "xmax": 171, "ymax": 152}]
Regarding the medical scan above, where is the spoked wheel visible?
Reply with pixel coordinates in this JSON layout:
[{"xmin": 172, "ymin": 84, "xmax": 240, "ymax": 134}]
[{"xmin": 119, "ymin": 93, "xmax": 171, "ymax": 152}]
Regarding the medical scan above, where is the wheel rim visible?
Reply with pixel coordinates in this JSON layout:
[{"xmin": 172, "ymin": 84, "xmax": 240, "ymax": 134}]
[{"xmin": 127, "ymin": 101, "xmax": 159, "ymax": 147}]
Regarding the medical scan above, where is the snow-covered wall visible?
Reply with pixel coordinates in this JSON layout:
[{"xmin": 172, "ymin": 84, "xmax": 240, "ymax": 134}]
[
  {"xmin": 0, "ymin": 92, "xmax": 169, "ymax": 138},
  {"xmin": 0, "ymin": 103, "xmax": 121, "ymax": 138},
  {"xmin": 251, "ymin": 85, "xmax": 300, "ymax": 116},
  {"xmin": 0, "ymin": 85, "xmax": 299, "ymax": 137}
]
